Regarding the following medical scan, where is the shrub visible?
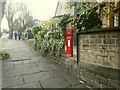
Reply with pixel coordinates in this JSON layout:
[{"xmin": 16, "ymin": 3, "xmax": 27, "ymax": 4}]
[
  {"xmin": 37, "ymin": 38, "xmax": 64, "ymax": 57},
  {"xmin": 31, "ymin": 26, "xmax": 41, "ymax": 36},
  {"xmin": 74, "ymin": 8, "xmax": 102, "ymax": 31},
  {"xmin": 0, "ymin": 50, "xmax": 10, "ymax": 60}
]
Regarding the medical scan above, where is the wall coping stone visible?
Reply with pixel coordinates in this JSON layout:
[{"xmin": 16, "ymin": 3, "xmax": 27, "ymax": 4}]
[{"xmin": 76, "ymin": 27, "xmax": 120, "ymax": 34}]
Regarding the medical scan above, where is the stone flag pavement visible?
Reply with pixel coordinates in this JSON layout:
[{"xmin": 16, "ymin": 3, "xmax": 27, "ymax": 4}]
[
  {"xmin": 0, "ymin": 34, "xmax": 9, "ymax": 90},
  {"xmin": 2, "ymin": 39, "xmax": 91, "ymax": 89}
]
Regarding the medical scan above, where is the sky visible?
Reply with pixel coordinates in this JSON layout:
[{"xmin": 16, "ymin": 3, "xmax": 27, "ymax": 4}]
[
  {"xmin": 25, "ymin": 0, "xmax": 58, "ymax": 20},
  {"xmin": 1, "ymin": 0, "xmax": 58, "ymax": 31}
]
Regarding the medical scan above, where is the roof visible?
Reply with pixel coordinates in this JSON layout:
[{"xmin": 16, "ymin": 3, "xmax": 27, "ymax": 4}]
[
  {"xmin": 54, "ymin": 0, "xmax": 60, "ymax": 17},
  {"xmin": 54, "ymin": 0, "xmax": 74, "ymax": 17}
]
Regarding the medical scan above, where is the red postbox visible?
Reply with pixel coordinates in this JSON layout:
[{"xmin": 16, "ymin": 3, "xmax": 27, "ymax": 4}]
[{"xmin": 66, "ymin": 30, "xmax": 73, "ymax": 57}]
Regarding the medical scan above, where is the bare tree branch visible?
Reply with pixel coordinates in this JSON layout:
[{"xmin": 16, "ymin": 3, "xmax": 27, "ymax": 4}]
[{"xmin": 4, "ymin": 0, "xmax": 35, "ymax": 38}]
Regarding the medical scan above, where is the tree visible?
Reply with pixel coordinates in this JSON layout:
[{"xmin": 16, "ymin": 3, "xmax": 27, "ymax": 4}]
[
  {"xmin": 13, "ymin": 19, "xmax": 22, "ymax": 32},
  {"xmin": 0, "ymin": 30, "xmax": 2, "ymax": 37},
  {"xmin": 17, "ymin": 3, "xmax": 35, "ymax": 32},
  {"xmin": 2, "ymin": 29, "xmax": 9, "ymax": 34},
  {"xmin": 5, "ymin": 0, "xmax": 20, "ymax": 38},
  {"xmin": 5, "ymin": 0, "xmax": 35, "ymax": 39},
  {"xmin": 67, "ymin": 2, "xmax": 120, "ymax": 27}
]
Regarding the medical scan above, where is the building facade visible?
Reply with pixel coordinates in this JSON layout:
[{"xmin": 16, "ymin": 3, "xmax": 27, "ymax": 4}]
[{"xmin": 54, "ymin": 0, "xmax": 75, "ymax": 17}]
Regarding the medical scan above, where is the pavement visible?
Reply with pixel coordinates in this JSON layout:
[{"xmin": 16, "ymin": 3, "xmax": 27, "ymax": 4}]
[
  {"xmin": 1, "ymin": 39, "xmax": 91, "ymax": 89},
  {"xmin": 0, "ymin": 38, "xmax": 2, "ymax": 90},
  {"xmin": 0, "ymin": 34, "xmax": 9, "ymax": 90}
]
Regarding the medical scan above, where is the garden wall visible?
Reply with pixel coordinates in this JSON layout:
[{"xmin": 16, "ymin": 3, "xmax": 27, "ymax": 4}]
[
  {"xmin": 49, "ymin": 27, "xmax": 120, "ymax": 89},
  {"xmin": 77, "ymin": 27, "xmax": 120, "ymax": 88}
]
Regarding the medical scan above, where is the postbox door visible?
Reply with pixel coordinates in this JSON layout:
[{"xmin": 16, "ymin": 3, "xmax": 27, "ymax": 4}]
[{"xmin": 66, "ymin": 30, "xmax": 73, "ymax": 57}]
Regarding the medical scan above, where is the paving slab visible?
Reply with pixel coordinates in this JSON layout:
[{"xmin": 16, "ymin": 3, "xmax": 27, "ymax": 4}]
[
  {"xmin": 0, "ymin": 60, "xmax": 2, "ymax": 90},
  {"xmin": 14, "ymin": 62, "xmax": 37, "ymax": 69},
  {"xmin": 3, "ymin": 67, "xmax": 40, "ymax": 77},
  {"xmin": 24, "ymin": 72, "xmax": 54, "ymax": 83},
  {"xmin": 49, "ymin": 69, "xmax": 66, "ymax": 78},
  {"xmin": 0, "ymin": 76, "xmax": 1, "ymax": 89},
  {"xmin": 40, "ymin": 77, "xmax": 70, "ymax": 88},
  {"xmin": 36, "ymin": 62, "xmax": 58, "ymax": 71},
  {"xmin": 22, "ymin": 57, "xmax": 39, "ymax": 63},
  {"xmin": 6, "ymin": 40, "xmax": 37, "ymax": 61},
  {"xmin": 2, "ymin": 76, "xmax": 24, "ymax": 88},
  {"xmin": 2, "ymin": 39, "xmax": 90, "ymax": 88},
  {"xmin": 10, "ymin": 82, "xmax": 43, "ymax": 88},
  {"xmin": 2, "ymin": 63, "xmax": 14, "ymax": 72},
  {"xmin": 49, "ymin": 68, "xmax": 80, "ymax": 86},
  {"xmin": 36, "ymin": 60, "xmax": 52, "ymax": 65},
  {"xmin": 2, "ymin": 60, "xmax": 13, "ymax": 66},
  {"xmin": 61, "ymin": 72, "xmax": 80, "ymax": 86}
]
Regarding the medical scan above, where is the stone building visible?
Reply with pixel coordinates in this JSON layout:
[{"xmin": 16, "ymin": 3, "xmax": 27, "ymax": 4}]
[
  {"xmin": 0, "ymin": 0, "xmax": 6, "ymax": 31},
  {"xmin": 54, "ymin": 0, "xmax": 75, "ymax": 16},
  {"xmin": 51, "ymin": 0, "xmax": 74, "ymax": 31}
]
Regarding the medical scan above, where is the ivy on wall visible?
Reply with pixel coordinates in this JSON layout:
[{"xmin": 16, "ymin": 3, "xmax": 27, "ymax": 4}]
[
  {"xmin": 74, "ymin": 8, "xmax": 102, "ymax": 31},
  {"xmin": 58, "ymin": 14, "xmax": 70, "ymax": 38},
  {"xmin": 67, "ymin": 2, "xmax": 119, "ymax": 30}
]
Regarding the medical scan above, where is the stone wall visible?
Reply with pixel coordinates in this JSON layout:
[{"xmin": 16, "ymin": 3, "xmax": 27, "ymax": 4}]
[
  {"xmin": 49, "ymin": 27, "xmax": 120, "ymax": 89},
  {"xmin": 77, "ymin": 27, "xmax": 120, "ymax": 88},
  {"xmin": 79, "ymin": 31, "xmax": 119, "ymax": 69}
]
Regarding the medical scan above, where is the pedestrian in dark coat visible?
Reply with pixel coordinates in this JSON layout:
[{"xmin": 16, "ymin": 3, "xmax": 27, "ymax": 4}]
[
  {"xmin": 14, "ymin": 32, "xmax": 17, "ymax": 40},
  {"xmin": 18, "ymin": 32, "xmax": 21, "ymax": 40}
]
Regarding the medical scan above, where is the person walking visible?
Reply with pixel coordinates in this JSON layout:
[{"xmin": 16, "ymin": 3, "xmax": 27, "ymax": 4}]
[
  {"xmin": 14, "ymin": 31, "xmax": 17, "ymax": 40},
  {"xmin": 18, "ymin": 32, "xmax": 21, "ymax": 40}
]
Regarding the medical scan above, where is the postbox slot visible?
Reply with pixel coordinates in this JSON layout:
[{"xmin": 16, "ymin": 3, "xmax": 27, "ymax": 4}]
[{"xmin": 67, "ymin": 34, "xmax": 70, "ymax": 36}]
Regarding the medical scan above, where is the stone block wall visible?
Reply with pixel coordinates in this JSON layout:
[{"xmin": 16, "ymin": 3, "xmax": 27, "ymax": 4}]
[
  {"xmin": 79, "ymin": 32, "xmax": 119, "ymax": 69},
  {"xmin": 77, "ymin": 27, "xmax": 120, "ymax": 88}
]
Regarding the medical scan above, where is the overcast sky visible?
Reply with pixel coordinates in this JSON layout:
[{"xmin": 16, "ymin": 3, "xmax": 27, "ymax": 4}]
[
  {"xmin": 1, "ymin": 0, "xmax": 58, "ymax": 31},
  {"xmin": 26, "ymin": 0, "xmax": 58, "ymax": 20}
]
